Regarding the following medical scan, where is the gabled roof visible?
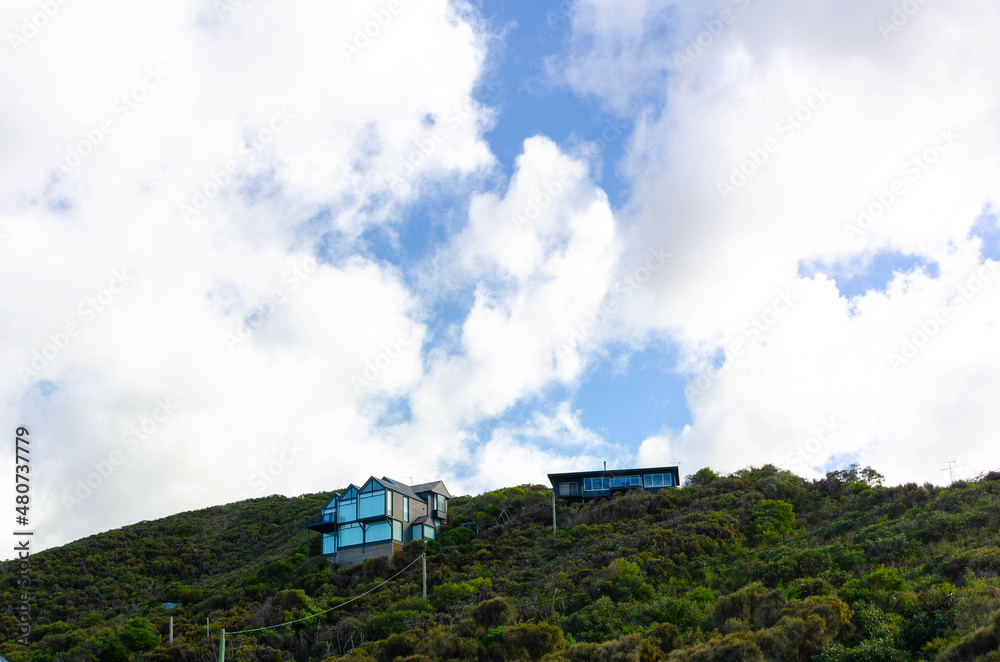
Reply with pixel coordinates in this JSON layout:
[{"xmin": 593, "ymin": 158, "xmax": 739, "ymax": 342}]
[
  {"xmin": 379, "ymin": 476, "xmax": 422, "ymax": 501},
  {"xmin": 411, "ymin": 480, "xmax": 452, "ymax": 499}
]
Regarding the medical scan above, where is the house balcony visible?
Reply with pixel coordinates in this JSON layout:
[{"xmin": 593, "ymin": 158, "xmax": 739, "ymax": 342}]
[{"xmin": 304, "ymin": 515, "xmax": 338, "ymax": 533}]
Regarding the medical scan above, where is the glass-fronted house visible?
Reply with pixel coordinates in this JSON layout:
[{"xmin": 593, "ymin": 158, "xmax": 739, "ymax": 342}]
[
  {"xmin": 304, "ymin": 477, "xmax": 451, "ymax": 567},
  {"xmin": 547, "ymin": 466, "xmax": 680, "ymax": 499}
]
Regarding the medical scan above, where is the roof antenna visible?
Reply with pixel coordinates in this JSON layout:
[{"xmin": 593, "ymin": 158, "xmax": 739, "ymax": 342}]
[{"xmin": 603, "ymin": 461, "xmax": 607, "ymax": 471}]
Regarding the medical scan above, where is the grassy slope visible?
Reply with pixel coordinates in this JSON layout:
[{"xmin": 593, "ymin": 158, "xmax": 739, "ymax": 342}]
[{"xmin": 2, "ymin": 467, "xmax": 999, "ymax": 662}]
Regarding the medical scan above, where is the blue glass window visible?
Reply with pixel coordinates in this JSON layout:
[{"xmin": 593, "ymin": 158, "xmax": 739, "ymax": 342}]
[
  {"xmin": 338, "ymin": 522, "xmax": 362, "ymax": 547},
  {"xmin": 643, "ymin": 473, "xmax": 674, "ymax": 488},
  {"xmin": 366, "ymin": 520, "xmax": 391, "ymax": 543},
  {"xmin": 584, "ymin": 477, "xmax": 610, "ymax": 491},
  {"xmin": 359, "ymin": 481, "xmax": 387, "ymax": 518},
  {"xmin": 403, "ymin": 497, "xmax": 409, "ymax": 521},
  {"xmin": 338, "ymin": 499, "xmax": 357, "ymax": 523},
  {"xmin": 611, "ymin": 475, "xmax": 642, "ymax": 488},
  {"xmin": 322, "ymin": 533, "xmax": 337, "ymax": 554}
]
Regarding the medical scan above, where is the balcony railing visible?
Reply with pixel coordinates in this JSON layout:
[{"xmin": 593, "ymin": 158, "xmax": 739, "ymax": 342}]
[{"xmin": 303, "ymin": 515, "xmax": 338, "ymax": 532}]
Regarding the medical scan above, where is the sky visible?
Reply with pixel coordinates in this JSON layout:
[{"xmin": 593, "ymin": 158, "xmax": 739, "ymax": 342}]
[{"xmin": 2, "ymin": 0, "xmax": 1000, "ymax": 557}]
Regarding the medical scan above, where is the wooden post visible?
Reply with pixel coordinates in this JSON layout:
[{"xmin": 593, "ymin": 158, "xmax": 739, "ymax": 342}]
[
  {"xmin": 207, "ymin": 618, "xmax": 210, "ymax": 637},
  {"xmin": 169, "ymin": 617, "xmax": 173, "ymax": 645},
  {"xmin": 218, "ymin": 629, "xmax": 225, "ymax": 662},
  {"xmin": 421, "ymin": 553, "xmax": 426, "ymax": 600},
  {"xmin": 551, "ymin": 491, "xmax": 556, "ymax": 534}
]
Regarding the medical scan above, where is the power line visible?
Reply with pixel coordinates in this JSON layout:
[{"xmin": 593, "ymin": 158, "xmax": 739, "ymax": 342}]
[{"xmin": 228, "ymin": 553, "xmax": 424, "ymax": 636}]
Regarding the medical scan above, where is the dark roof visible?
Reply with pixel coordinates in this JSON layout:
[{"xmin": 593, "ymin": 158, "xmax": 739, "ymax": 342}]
[
  {"xmin": 547, "ymin": 466, "xmax": 679, "ymax": 486},
  {"xmin": 411, "ymin": 480, "xmax": 453, "ymax": 499},
  {"xmin": 379, "ymin": 476, "xmax": 423, "ymax": 501},
  {"xmin": 411, "ymin": 515, "xmax": 432, "ymax": 525}
]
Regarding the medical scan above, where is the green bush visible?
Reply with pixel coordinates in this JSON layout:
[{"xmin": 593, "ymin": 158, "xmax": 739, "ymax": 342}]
[
  {"xmin": 119, "ymin": 617, "xmax": 160, "ymax": 652},
  {"xmin": 473, "ymin": 597, "xmax": 516, "ymax": 629}
]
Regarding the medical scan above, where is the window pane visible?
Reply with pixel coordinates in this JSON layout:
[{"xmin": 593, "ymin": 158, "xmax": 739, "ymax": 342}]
[
  {"xmin": 338, "ymin": 523, "xmax": 362, "ymax": 547},
  {"xmin": 322, "ymin": 533, "xmax": 337, "ymax": 554},
  {"xmin": 366, "ymin": 521, "xmax": 391, "ymax": 543},
  {"xmin": 392, "ymin": 520, "xmax": 402, "ymax": 541},
  {"xmin": 339, "ymin": 499, "xmax": 357, "ymax": 523},
  {"xmin": 359, "ymin": 492, "xmax": 386, "ymax": 518},
  {"xmin": 425, "ymin": 524, "xmax": 436, "ymax": 540},
  {"xmin": 403, "ymin": 497, "xmax": 409, "ymax": 521},
  {"xmin": 664, "ymin": 473, "xmax": 674, "ymax": 486},
  {"xmin": 387, "ymin": 491, "xmax": 393, "ymax": 516}
]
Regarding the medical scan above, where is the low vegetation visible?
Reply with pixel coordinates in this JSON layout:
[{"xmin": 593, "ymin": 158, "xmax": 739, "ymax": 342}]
[{"xmin": 3, "ymin": 464, "xmax": 1000, "ymax": 661}]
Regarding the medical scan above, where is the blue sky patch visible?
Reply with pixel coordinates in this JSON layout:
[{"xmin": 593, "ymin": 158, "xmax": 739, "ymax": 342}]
[
  {"xmin": 969, "ymin": 206, "xmax": 1000, "ymax": 261},
  {"xmin": 799, "ymin": 250, "xmax": 939, "ymax": 298}
]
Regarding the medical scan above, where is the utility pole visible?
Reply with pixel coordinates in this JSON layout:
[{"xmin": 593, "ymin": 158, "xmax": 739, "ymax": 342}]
[
  {"xmin": 422, "ymin": 553, "xmax": 427, "ymax": 600},
  {"xmin": 551, "ymin": 491, "xmax": 556, "ymax": 534},
  {"xmin": 169, "ymin": 617, "xmax": 173, "ymax": 645},
  {"xmin": 941, "ymin": 460, "xmax": 960, "ymax": 484},
  {"xmin": 218, "ymin": 629, "xmax": 225, "ymax": 662}
]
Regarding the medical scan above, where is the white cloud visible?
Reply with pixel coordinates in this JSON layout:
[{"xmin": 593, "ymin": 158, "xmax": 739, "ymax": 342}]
[
  {"xmin": 0, "ymin": 0, "xmax": 496, "ymax": 555},
  {"xmin": 556, "ymin": 0, "xmax": 1000, "ymax": 484},
  {"xmin": 459, "ymin": 401, "xmax": 622, "ymax": 493}
]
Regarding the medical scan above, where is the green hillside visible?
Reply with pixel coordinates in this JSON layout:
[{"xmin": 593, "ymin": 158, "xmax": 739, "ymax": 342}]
[{"xmin": 3, "ymin": 465, "xmax": 1000, "ymax": 662}]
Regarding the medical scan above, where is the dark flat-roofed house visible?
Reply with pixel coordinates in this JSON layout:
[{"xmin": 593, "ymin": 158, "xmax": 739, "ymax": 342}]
[
  {"xmin": 547, "ymin": 466, "xmax": 680, "ymax": 499},
  {"xmin": 304, "ymin": 476, "xmax": 451, "ymax": 567}
]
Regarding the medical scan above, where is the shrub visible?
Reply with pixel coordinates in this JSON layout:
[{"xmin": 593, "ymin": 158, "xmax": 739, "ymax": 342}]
[
  {"xmin": 87, "ymin": 630, "xmax": 129, "ymax": 662},
  {"xmin": 751, "ymin": 500, "xmax": 795, "ymax": 545},
  {"xmin": 119, "ymin": 617, "xmax": 160, "ymax": 652},
  {"xmin": 473, "ymin": 597, "xmax": 516, "ymax": 629},
  {"xmin": 488, "ymin": 624, "xmax": 565, "ymax": 661}
]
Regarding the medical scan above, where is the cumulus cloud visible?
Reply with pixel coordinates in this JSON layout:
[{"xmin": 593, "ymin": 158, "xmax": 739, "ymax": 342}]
[
  {"xmin": 0, "ymin": 0, "xmax": 496, "ymax": 553},
  {"xmin": 556, "ymin": 0, "xmax": 1000, "ymax": 484}
]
